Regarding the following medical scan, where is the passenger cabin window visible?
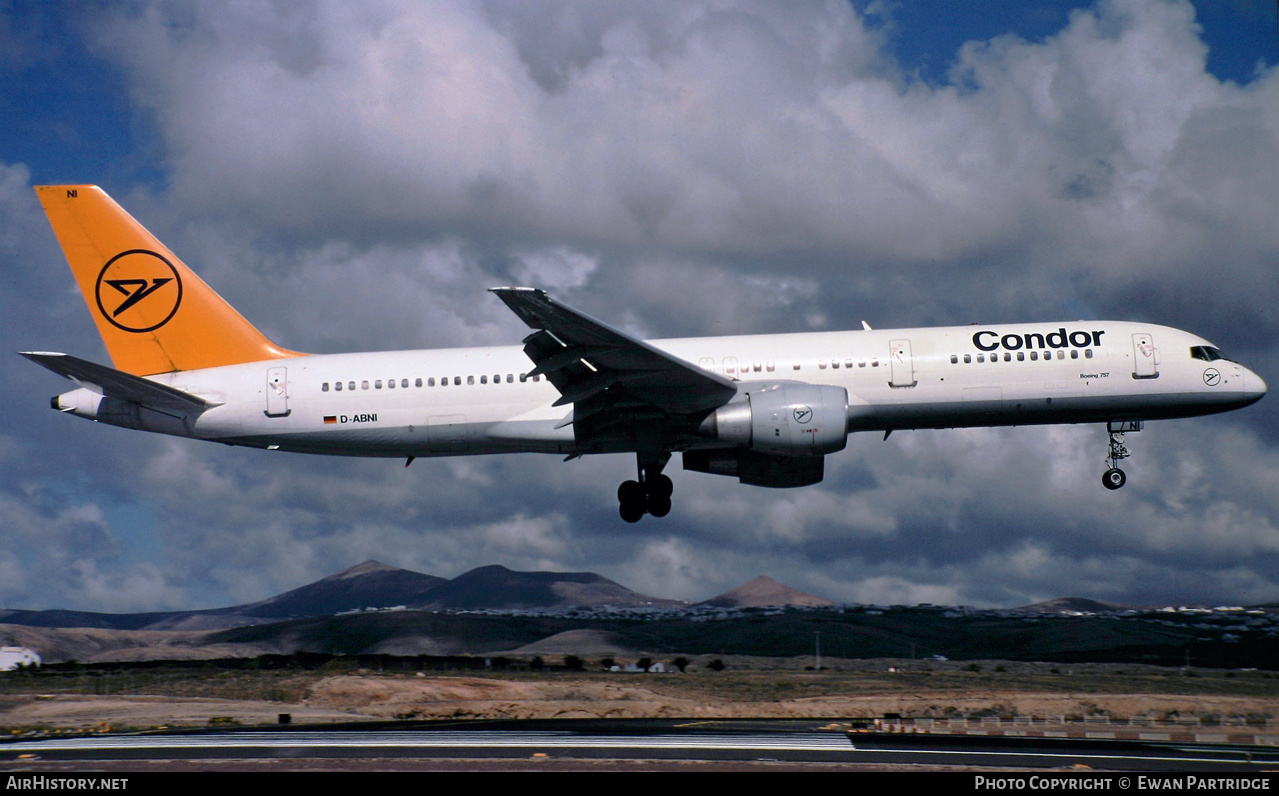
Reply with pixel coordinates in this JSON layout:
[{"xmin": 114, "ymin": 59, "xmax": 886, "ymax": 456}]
[
  {"xmin": 454, "ymin": 376, "xmax": 462, "ymax": 386},
  {"xmin": 322, "ymin": 382, "xmax": 329, "ymax": 391},
  {"xmin": 480, "ymin": 375, "xmax": 487, "ymax": 384},
  {"xmin": 348, "ymin": 381, "xmax": 355, "ymax": 391},
  {"xmin": 428, "ymin": 377, "xmax": 435, "ymax": 387},
  {"xmin": 375, "ymin": 380, "xmax": 382, "ymax": 389},
  {"xmin": 335, "ymin": 382, "xmax": 343, "ymax": 391}
]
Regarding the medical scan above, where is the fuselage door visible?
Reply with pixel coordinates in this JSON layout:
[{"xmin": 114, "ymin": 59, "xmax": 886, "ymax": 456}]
[
  {"xmin": 265, "ymin": 367, "xmax": 290, "ymax": 417},
  {"xmin": 889, "ymin": 340, "xmax": 917, "ymax": 388},
  {"xmin": 723, "ymin": 356, "xmax": 739, "ymax": 379},
  {"xmin": 1132, "ymin": 333, "xmax": 1158, "ymax": 379}
]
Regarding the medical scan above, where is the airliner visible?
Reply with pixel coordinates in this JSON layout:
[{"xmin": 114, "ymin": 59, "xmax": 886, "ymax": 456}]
[{"xmin": 24, "ymin": 186, "xmax": 1266, "ymax": 522}]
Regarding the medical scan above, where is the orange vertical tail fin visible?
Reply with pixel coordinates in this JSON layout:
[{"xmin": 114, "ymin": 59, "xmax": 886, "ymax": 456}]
[{"xmin": 36, "ymin": 185, "xmax": 301, "ymax": 375}]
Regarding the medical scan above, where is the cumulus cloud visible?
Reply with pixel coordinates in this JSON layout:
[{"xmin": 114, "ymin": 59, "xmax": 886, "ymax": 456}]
[{"xmin": 0, "ymin": 0, "xmax": 1275, "ymax": 610}]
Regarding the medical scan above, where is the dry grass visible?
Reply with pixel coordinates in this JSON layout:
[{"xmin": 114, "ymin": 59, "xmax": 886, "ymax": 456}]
[{"xmin": 2, "ymin": 657, "xmax": 1277, "ymax": 734}]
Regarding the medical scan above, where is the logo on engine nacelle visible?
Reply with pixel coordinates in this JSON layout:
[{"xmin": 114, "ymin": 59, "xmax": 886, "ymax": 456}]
[{"xmin": 793, "ymin": 406, "xmax": 813, "ymax": 424}]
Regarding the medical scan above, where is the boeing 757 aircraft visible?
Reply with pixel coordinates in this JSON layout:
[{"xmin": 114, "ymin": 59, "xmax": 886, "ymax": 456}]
[{"xmin": 24, "ymin": 186, "xmax": 1267, "ymax": 522}]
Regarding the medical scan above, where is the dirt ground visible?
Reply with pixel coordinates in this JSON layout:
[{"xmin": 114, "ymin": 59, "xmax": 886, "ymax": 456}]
[
  {"xmin": 303, "ymin": 674, "xmax": 1279, "ymax": 725},
  {"xmin": 4, "ymin": 663, "xmax": 1278, "ymax": 735}
]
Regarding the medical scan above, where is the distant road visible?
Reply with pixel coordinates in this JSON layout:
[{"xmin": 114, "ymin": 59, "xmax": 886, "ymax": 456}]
[{"xmin": 3, "ymin": 720, "xmax": 1277, "ymax": 772}]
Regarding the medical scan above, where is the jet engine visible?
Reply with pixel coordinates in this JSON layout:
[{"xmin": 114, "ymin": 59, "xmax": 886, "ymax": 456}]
[{"xmin": 697, "ymin": 382, "xmax": 848, "ymax": 455}]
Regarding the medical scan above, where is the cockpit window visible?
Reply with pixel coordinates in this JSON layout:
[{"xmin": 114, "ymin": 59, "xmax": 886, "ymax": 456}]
[{"xmin": 1190, "ymin": 346, "xmax": 1231, "ymax": 362}]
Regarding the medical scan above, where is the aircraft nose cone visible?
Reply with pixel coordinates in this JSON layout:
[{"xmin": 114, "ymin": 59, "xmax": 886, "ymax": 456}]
[{"xmin": 1244, "ymin": 368, "xmax": 1267, "ymax": 404}]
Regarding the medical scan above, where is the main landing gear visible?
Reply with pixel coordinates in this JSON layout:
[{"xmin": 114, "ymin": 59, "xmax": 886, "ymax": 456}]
[
  {"xmin": 619, "ymin": 452, "xmax": 673, "ymax": 523},
  {"xmin": 1102, "ymin": 420, "xmax": 1142, "ymax": 490}
]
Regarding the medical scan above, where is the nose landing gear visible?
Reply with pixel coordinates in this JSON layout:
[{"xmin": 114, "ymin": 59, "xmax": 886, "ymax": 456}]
[
  {"xmin": 619, "ymin": 452, "xmax": 673, "ymax": 522},
  {"xmin": 1102, "ymin": 420, "xmax": 1142, "ymax": 490}
]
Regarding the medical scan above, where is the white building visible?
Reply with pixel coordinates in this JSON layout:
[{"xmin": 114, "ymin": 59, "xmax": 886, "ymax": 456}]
[{"xmin": 0, "ymin": 646, "xmax": 41, "ymax": 671}]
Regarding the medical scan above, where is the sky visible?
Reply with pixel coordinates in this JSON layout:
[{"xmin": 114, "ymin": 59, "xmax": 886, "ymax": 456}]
[{"xmin": 1, "ymin": 0, "xmax": 1277, "ymax": 613}]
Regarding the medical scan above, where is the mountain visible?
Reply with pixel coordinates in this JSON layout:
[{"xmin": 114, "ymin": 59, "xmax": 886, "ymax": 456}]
[
  {"xmin": 5, "ymin": 566, "xmax": 1278, "ymax": 666},
  {"xmin": 416, "ymin": 564, "xmax": 686, "ymax": 610},
  {"xmin": 0, "ymin": 561, "xmax": 447, "ymax": 631},
  {"xmin": 0, "ymin": 609, "xmax": 204, "ymax": 632},
  {"xmin": 229, "ymin": 560, "xmax": 449, "ymax": 619},
  {"xmin": 699, "ymin": 576, "xmax": 832, "ymax": 608},
  {"xmin": 0, "ymin": 562, "xmax": 683, "ymax": 630}
]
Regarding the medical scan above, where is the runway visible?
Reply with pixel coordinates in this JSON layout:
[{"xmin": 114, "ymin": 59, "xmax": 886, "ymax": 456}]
[{"xmin": 3, "ymin": 720, "xmax": 1277, "ymax": 772}]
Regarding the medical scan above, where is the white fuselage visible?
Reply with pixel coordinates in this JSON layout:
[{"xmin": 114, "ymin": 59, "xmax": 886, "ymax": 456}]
[{"xmin": 59, "ymin": 320, "xmax": 1265, "ymax": 460}]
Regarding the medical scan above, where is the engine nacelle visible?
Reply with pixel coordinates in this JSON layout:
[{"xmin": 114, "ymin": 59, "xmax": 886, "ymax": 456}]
[
  {"xmin": 698, "ymin": 382, "xmax": 848, "ymax": 456},
  {"xmin": 52, "ymin": 388, "xmax": 192, "ymax": 437},
  {"xmin": 684, "ymin": 449, "xmax": 825, "ymax": 488},
  {"xmin": 53, "ymin": 387, "xmax": 103, "ymax": 418}
]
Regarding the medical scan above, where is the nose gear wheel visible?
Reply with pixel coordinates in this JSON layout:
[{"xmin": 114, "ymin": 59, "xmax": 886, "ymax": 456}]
[{"xmin": 1102, "ymin": 420, "xmax": 1141, "ymax": 490}]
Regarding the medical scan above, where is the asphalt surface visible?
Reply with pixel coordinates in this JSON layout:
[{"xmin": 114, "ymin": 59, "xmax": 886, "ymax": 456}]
[{"xmin": 3, "ymin": 719, "xmax": 1278, "ymax": 772}]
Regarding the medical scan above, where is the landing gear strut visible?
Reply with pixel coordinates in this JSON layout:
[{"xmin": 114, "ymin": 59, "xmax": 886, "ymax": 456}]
[
  {"xmin": 619, "ymin": 452, "xmax": 673, "ymax": 523},
  {"xmin": 1102, "ymin": 420, "xmax": 1142, "ymax": 490}
]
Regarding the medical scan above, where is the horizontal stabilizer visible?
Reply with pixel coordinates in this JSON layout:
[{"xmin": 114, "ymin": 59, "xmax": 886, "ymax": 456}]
[{"xmin": 20, "ymin": 352, "xmax": 209, "ymax": 410}]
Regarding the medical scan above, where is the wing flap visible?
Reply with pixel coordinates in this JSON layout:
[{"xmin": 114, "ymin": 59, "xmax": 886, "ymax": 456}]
[
  {"xmin": 527, "ymin": 344, "xmax": 622, "ymax": 378},
  {"xmin": 21, "ymin": 352, "xmax": 210, "ymax": 410},
  {"xmin": 491, "ymin": 287, "xmax": 736, "ymax": 415}
]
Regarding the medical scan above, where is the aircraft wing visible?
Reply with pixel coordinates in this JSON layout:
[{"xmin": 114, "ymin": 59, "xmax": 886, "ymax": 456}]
[
  {"xmin": 20, "ymin": 352, "xmax": 210, "ymax": 410},
  {"xmin": 490, "ymin": 287, "xmax": 737, "ymax": 416}
]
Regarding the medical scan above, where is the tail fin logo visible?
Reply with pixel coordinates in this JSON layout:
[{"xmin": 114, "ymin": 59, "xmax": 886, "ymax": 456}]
[{"xmin": 94, "ymin": 249, "xmax": 183, "ymax": 333}]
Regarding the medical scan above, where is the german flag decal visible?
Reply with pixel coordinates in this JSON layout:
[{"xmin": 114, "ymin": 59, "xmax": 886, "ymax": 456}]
[{"xmin": 323, "ymin": 416, "xmax": 337, "ymax": 424}]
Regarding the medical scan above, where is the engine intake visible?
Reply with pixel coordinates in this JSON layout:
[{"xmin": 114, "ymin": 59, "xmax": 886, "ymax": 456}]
[{"xmin": 698, "ymin": 382, "xmax": 848, "ymax": 455}]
